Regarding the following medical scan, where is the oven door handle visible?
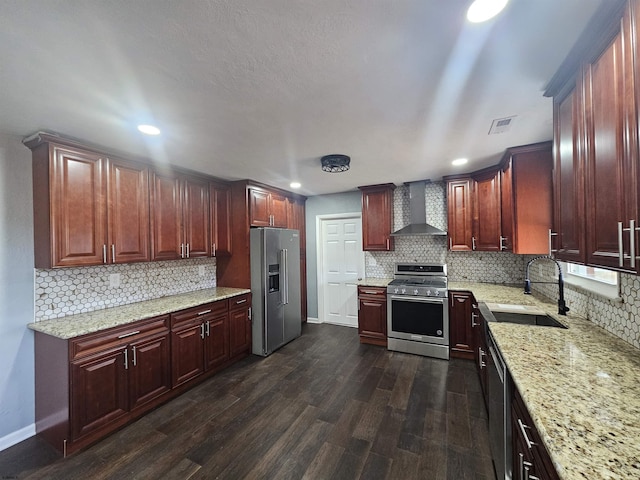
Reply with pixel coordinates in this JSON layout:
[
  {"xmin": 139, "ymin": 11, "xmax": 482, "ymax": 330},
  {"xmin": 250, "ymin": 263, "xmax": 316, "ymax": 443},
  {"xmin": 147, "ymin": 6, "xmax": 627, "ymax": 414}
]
[{"xmin": 388, "ymin": 295, "xmax": 446, "ymax": 304}]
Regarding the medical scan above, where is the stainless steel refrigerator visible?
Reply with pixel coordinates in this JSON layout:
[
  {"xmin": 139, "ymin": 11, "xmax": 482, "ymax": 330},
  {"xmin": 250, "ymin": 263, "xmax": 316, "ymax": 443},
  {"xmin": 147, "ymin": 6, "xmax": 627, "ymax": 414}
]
[{"xmin": 250, "ymin": 227, "xmax": 302, "ymax": 356}]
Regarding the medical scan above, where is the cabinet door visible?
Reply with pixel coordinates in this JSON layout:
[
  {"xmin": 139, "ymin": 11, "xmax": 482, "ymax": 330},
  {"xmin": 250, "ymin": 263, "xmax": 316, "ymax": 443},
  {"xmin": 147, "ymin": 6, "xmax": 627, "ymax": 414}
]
[
  {"xmin": 183, "ymin": 177, "xmax": 210, "ymax": 258},
  {"xmin": 249, "ymin": 189, "xmax": 271, "ymax": 226},
  {"xmin": 447, "ymin": 179, "xmax": 473, "ymax": 251},
  {"xmin": 229, "ymin": 306, "xmax": 251, "ymax": 357},
  {"xmin": 357, "ymin": 288, "xmax": 387, "ymax": 346},
  {"xmin": 171, "ymin": 322, "xmax": 205, "ymax": 387},
  {"xmin": 150, "ymin": 172, "xmax": 182, "ymax": 261},
  {"xmin": 554, "ymin": 86, "xmax": 585, "ymax": 263},
  {"xmin": 473, "ymin": 170, "xmax": 501, "ymax": 251},
  {"xmin": 583, "ymin": 21, "xmax": 636, "ymax": 271},
  {"xmin": 500, "ymin": 160, "xmax": 514, "ymax": 252},
  {"xmin": 360, "ymin": 185, "xmax": 395, "ymax": 251},
  {"xmin": 210, "ymin": 183, "xmax": 232, "ymax": 257},
  {"xmin": 70, "ymin": 347, "xmax": 128, "ymax": 440},
  {"xmin": 107, "ymin": 158, "xmax": 150, "ymax": 264},
  {"xmin": 128, "ymin": 331, "xmax": 171, "ymax": 411},
  {"xmin": 204, "ymin": 313, "xmax": 230, "ymax": 371},
  {"xmin": 51, "ymin": 146, "xmax": 106, "ymax": 267},
  {"xmin": 449, "ymin": 291, "xmax": 474, "ymax": 359},
  {"xmin": 270, "ymin": 192, "xmax": 289, "ymax": 227}
]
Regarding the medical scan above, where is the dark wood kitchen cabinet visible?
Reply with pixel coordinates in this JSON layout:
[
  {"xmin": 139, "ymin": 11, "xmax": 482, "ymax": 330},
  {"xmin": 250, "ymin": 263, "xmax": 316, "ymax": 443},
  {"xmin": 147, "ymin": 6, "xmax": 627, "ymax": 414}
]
[
  {"xmin": 546, "ymin": 0, "xmax": 640, "ymax": 272},
  {"xmin": 209, "ymin": 182, "xmax": 232, "ymax": 257},
  {"xmin": 36, "ymin": 315, "xmax": 171, "ymax": 455},
  {"xmin": 499, "ymin": 142, "xmax": 554, "ymax": 254},
  {"xmin": 150, "ymin": 171, "xmax": 210, "ymax": 260},
  {"xmin": 512, "ymin": 385, "xmax": 560, "ymax": 480},
  {"xmin": 446, "ymin": 179, "xmax": 474, "ymax": 251},
  {"xmin": 448, "ymin": 290, "xmax": 475, "ymax": 359},
  {"xmin": 359, "ymin": 184, "xmax": 396, "ymax": 251},
  {"xmin": 287, "ymin": 196, "xmax": 308, "ymax": 322},
  {"xmin": 26, "ymin": 135, "xmax": 151, "ymax": 268},
  {"xmin": 170, "ymin": 300, "xmax": 229, "ymax": 387},
  {"xmin": 229, "ymin": 293, "xmax": 252, "ymax": 357},
  {"xmin": 357, "ymin": 286, "xmax": 387, "ymax": 346},
  {"xmin": 249, "ymin": 187, "xmax": 288, "ymax": 227},
  {"xmin": 472, "ymin": 168, "xmax": 502, "ymax": 252}
]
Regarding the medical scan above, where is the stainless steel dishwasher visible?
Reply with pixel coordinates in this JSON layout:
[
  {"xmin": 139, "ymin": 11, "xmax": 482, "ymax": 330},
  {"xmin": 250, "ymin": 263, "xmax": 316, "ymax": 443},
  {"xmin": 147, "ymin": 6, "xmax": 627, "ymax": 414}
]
[{"xmin": 488, "ymin": 327, "xmax": 512, "ymax": 480}]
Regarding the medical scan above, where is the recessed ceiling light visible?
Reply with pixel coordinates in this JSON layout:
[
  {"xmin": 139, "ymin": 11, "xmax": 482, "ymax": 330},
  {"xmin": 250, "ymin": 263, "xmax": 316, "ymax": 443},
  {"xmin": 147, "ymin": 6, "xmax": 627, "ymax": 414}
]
[
  {"xmin": 452, "ymin": 158, "xmax": 468, "ymax": 166},
  {"xmin": 290, "ymin": 182, "xmax": 301, "ymax": 189},
  {"xmin": 467, "ymin": 0, "xmax": 509, "ymax": 23},
  {"xmin": 137, "ymin": 124, "xmax": 161, "ymax": 136}
]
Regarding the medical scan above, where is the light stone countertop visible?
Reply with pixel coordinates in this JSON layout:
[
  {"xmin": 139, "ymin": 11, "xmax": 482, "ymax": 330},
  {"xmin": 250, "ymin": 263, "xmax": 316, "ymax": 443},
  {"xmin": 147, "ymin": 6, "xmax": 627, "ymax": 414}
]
[
  {"xmin": 27, "ymin": 287, "xmax": 251, "ymax": 339},
  {"xmin": 449, "ymin": 281, "xmax": 640, "ymax": 480},
  {"xmin": 356, "ymin": 278, "xmax": 393, "ymax": 287}
]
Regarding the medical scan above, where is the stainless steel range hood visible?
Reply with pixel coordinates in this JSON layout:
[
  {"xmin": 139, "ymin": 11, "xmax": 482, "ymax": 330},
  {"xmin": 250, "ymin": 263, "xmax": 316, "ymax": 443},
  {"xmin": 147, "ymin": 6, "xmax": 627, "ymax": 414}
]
[{"xmin": 391, "ymin": 181, "xmax": 447, "ymax": 236}]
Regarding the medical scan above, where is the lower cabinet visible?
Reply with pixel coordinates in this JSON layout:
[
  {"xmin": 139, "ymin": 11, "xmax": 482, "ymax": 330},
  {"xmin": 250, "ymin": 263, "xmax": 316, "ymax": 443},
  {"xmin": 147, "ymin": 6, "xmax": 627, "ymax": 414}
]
[
  {"xmin": 448, "ymin": 291, "xmax": 476, "ymax": 359},
  {"xmin": 35, "ymin": 293, "xmax": 251, "ymax": 456},
  {"xmin": 512, "ymin": 386, "xmax": 560, "ymax": 480},
  {"xmin": 357, "ymin": 286, "xmax": 387, "ymax": 346},
  {"xmin": 229, "ymin": 293, "xmax": 252, "ymax": 356}
]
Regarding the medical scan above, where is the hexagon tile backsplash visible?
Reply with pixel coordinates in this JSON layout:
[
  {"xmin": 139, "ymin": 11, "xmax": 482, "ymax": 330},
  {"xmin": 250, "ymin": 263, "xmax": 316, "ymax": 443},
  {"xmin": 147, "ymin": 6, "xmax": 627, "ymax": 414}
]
[{"xmin": 35, "ymin": 258, "xmax": 217, "ymax": 321}]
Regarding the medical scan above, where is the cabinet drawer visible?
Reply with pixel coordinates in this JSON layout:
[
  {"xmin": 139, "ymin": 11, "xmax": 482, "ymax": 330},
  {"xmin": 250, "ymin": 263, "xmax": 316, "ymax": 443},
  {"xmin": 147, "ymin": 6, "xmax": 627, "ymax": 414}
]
[
  {"xmin": 71, "ymin": 315, "xmax": 169, "ymax": 360},
  {"xmin": 229, "ymin": 293, "xmax": 251, "ymax": 311},
  {"xmin": 357, "ymin": 286, "xmax": 387, "ymax": 297},
  {"xmin": 171, "ymin": 300, "xmax": 228, "ymax": 328}
]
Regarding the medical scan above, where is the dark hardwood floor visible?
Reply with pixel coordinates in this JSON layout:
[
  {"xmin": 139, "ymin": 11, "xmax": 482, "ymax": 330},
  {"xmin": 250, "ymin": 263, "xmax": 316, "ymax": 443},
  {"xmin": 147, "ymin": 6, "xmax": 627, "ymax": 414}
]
[{"xmin": 0, "ymin": 324, "xmax": 494, "ymax": 479}]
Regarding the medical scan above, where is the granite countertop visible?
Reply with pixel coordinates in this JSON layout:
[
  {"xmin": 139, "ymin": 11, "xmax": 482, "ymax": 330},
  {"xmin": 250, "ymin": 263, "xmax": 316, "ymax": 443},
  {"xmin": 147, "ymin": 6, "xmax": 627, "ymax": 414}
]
[
  {"xmin": 450, "ymin": 282, "xmax": 640, "ymax": 480},
  {"xmin": 28, "ymin": 287, "xmax": 251, "ymax": 339},
  {"xmin": 357, "ymin": 277, "xmax": 393, "ymax": 287}
]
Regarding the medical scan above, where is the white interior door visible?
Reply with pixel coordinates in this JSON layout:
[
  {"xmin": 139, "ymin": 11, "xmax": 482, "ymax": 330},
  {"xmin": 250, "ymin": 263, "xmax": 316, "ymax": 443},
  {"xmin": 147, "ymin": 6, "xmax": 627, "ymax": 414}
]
[{"xmin": 318, "ymin": 214, "xmax": 364, "ymax": 327}]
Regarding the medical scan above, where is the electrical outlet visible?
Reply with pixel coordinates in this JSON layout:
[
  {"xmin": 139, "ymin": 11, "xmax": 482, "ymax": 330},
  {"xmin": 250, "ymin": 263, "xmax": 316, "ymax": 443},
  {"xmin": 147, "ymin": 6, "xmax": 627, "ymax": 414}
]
[
  {"xmin": 199, "ymin": 265, "xmax": 205, "ymax": 276},
  {"xmin": 109, "ymin": 273, "xmax": 121, "ymax": 288}
]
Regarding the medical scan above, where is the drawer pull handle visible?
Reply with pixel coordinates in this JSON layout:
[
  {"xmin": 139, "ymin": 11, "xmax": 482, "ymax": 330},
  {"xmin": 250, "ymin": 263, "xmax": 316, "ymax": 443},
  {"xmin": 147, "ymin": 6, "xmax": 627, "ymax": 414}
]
[
  {"xmin": 362, "ymin": 290, "xmax": 379, "ymax": 295},
  {"xmin": 236, "ymin": 299, "xmax": 247, "ymax": 304},
  {"xmin": 517, "ymin": 418, "xmax": 536, "ymax": 449},
  {"xmin": 197, "ymin": 309, "xmax": 212, "ymax": 316},
  {"xmin": 118, "ymin": 330, "xmax": 141, "ymax": 339}
]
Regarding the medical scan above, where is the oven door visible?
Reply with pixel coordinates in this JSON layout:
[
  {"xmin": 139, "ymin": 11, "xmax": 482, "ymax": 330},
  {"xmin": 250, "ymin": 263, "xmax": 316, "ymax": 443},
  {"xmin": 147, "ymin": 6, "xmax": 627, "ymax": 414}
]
[{"xmin": 387, "ymin": 295, "xmax": 449, "ymax": 346}]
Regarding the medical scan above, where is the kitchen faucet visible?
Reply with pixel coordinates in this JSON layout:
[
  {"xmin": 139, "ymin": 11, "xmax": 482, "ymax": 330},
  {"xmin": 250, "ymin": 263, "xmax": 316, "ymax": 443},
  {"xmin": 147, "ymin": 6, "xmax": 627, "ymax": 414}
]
[{"xmin": 524, "ymin": 255, "xmax": 570, "ymax": 315}]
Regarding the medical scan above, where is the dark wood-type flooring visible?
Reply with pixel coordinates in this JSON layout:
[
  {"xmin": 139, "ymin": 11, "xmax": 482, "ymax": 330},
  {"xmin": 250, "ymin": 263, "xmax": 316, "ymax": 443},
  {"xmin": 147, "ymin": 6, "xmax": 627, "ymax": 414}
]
[{"xmin": 0, "ymin": 324, "xmax": 495, "ymax": 479}]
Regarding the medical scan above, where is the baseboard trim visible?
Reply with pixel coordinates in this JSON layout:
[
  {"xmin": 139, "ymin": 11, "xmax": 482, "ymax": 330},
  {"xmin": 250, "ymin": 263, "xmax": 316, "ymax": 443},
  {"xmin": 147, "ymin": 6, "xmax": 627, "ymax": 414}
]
[
  {"xmin": 306, "ymin": 317, "xmax": 321, "ymax": 324},
  {"xmin": 0, "ymin": 423, "xmax": 35, "ymax": 452},
  {"xmin": 323, "ymin": 320, "xmax": 358, "ymax": 329}
]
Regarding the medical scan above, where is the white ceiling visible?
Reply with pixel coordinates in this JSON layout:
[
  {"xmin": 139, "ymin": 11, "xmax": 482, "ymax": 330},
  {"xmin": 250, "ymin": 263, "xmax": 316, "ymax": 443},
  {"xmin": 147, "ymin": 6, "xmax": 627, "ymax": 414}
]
[{"xmin": 0, "ymin": 0, "xmax": 603, "ymax": 195}]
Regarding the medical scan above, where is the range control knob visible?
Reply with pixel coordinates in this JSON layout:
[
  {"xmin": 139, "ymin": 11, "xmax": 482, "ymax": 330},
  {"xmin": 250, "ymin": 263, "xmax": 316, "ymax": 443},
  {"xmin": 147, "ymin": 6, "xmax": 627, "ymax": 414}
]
[
  {"xmin": 394, "ymin": 288, "xmax": 400, "ymax": 294},
  {"xmin": 434, "ymin": 290, "xmax": 440, "ymax": 296},
  {"xmin": 426, "ymin": 290, "xmax": 432, "ymax": 296},
  {"xmin": 401, "ymin": 288, "xmax": 406, "ymax": 294},
  {"xmin": 413, "ymin": 289, "xmax": 419, "ymax": 295}
]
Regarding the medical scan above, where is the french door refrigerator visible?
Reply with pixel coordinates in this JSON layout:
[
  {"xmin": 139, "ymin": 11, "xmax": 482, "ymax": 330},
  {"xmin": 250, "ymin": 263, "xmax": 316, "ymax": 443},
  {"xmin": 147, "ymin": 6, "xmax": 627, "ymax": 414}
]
[{"xmin": 250, "ymin": 227, "xmax": 302, "ymax": 356}]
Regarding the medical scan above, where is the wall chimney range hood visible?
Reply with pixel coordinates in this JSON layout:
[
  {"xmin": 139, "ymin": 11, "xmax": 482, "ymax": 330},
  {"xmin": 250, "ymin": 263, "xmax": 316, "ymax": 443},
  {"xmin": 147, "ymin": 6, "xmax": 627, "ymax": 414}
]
[{"xmin": 391, "ymin": 181, "xmax": 447, "ymax": 236}]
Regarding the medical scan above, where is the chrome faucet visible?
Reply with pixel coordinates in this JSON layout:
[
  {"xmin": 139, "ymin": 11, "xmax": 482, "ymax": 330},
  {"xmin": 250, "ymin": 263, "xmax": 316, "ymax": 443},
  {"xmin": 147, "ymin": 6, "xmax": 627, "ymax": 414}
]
[{"xmin": 524, "ymin": 255, "xmax": 570, "ymax": 315}]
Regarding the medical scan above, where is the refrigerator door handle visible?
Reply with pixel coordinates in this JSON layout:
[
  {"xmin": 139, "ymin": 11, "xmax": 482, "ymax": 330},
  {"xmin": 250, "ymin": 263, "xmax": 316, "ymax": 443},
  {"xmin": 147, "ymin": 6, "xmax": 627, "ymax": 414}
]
[{"xmin": 282, "ymin": 248, "xmax": 289, "ymax": 305}]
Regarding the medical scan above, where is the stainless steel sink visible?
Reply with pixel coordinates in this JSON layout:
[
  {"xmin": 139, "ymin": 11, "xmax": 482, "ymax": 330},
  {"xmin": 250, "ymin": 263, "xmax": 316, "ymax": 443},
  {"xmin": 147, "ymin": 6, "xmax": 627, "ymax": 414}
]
[{"xmin": 491, "ymin": 311, "xmax": 567, "ymax": 329}]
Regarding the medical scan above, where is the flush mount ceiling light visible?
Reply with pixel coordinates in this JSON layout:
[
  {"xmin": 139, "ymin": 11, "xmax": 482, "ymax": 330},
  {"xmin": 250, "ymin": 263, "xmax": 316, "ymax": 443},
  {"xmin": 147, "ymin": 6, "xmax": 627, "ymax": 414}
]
[
  {"xmin": 321, "ymin": 154, "xmax": 350, "ymax": 173},
  {"xmin": 452, "ymin": 158, "xmax": 468, "ymax": 166},
  {"xmin": 137, "ymin": 124, "xmax": 161, "ymax": 135},
  {"xmin": 290, "ymin": 182, "xmax": 301, "ymax": 189},
  {"xmin": 467, "ymin": 0, "xmax": 509, "ymax": 23}
]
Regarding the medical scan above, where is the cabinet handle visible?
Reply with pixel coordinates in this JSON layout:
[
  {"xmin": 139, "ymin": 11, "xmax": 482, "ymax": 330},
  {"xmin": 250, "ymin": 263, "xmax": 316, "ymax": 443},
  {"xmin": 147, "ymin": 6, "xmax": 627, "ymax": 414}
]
[
  {"xmin": 123, "ymin": 348, "xmax": 128, "ymax": 370},
  {"xmin": 386, "ymin": 238, "xmax": 390, "ymax": 250},
  {"xmin": 471, "ymin": 312, "xmax": 479, "ymax": 327},
  {"xmin": 548, "ymin": 229, "xmax": 558, "ymax": 255},
  {"xmin": 180, "ymin": 243, "xmax": 185, "ymax": 258},
  {"xmin": 111, "ymin": 244, "xmax": 116, "ymax": 263},
  {"xmin": 449, "ymin": 237, "xmax": 453, "ymax": 250},
  {"xmin": 618, "ymin": 221, "xmax": 637, "ymax": 268},
  {"xmin": 132, "ymin": 346, "xmax": 137, "ymax": 367},
  {"xmin": 236, "ymin": 298, "xmax": 247, "ymax": 305},
  {"xmin": 212, "ymin": 243, "xmax": 216, "ymax": 257},
  {"xmin": 103, "ymin": 244, "xmax": 107, "ymax": 264},
  {"xmin": 362, "ymin": 290, "xmax": 380, "ymax": 295},
  {"xmin": 197, "ymin": 309, "xmax": 212, "ymax": 316},
  {"xmin": 248, "ymin": 307, "xmax": 252, "ymax": 320},
  {"xmin": 186, "ymin": 243, "xmax": 190, "ymax": 258},
  {"xmin": 472, "ymin": 236, "xmax": 476, "ymax": 250},
  {"xmin": 478, "ymin": 347, "xmax": 486, "ymax": 369},
  {"xmin": 499, "ymin": 236, "xmax": 507, "ymax": 251},
  {"xmin": 200, "ymin": 323, "xmax": 205, "ymax": 339},
  {"xmin": 205, "ymin": 320, "xmax": 210, "ymax": 337},
  {"xmin": 517, "ymin": 418, "xmax": 536, "ymax": 449},
  {"xmin": 518, "ymin": 452, "xmax": 525, "ymax": 480},
  {"xmin": 118, "ymin": 330, "xmax": 141, "ymax": 339}
]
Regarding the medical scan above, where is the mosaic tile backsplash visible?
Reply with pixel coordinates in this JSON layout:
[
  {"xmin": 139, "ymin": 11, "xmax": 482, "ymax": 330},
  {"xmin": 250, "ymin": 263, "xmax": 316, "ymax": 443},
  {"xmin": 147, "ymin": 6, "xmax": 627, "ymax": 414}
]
[
  {"xmin": 35, "ymin": 258, "xmax": 217, "ymax": 321},
  {"xmin": 365, "ymin": 182, "xmax": 640, "ymax": 349}
]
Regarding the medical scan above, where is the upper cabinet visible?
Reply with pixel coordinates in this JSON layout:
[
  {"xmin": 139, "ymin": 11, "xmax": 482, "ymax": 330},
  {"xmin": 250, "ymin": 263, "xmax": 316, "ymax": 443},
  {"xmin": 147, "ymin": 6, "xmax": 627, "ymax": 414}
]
[
  {"xmin": 445, "ymin": 143, "xmax": 553, "ymax": 254},
  {"xmin": 358, "ymin": 184, "xmax": 395, "ymax": 251},
  {"xmin": 209, "ymin": 182, "xmax": 232, "ymax": 257},
  {"xmin": 27, "ymin": 137, "xmax": 150, "ymax": 268},
  {"xmin": 150, "ymin": 172, "xmax": 210, "ymax": 261},
  {"xmin": 249, "ymin": 187, "xmax": 288, "ymax": 227},
  {"xmin": 546, "ymin": 0, "xmax": 640, "ymax": 272}
]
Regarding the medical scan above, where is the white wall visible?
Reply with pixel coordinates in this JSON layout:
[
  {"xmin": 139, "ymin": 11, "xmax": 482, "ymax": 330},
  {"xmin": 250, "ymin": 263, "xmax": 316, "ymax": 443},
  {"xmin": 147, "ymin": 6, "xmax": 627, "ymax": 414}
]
[{"xmin": 0, "ymin": 133, "xmax": 35, "ymax": 448}]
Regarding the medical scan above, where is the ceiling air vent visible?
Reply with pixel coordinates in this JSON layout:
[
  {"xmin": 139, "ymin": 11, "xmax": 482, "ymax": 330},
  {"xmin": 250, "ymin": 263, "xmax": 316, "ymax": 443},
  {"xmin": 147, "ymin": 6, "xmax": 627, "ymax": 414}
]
[{"xmin": 488, "ymin": 116, "xmax": 516, "ymax": 135}]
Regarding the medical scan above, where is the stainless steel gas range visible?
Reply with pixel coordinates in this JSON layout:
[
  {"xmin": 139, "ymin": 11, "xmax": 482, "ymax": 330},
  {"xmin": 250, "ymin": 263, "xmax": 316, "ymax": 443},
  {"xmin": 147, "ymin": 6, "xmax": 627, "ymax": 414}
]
[{"xmin": 386, "ymin": 263, "xmax": 449, "ymax": 360}]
